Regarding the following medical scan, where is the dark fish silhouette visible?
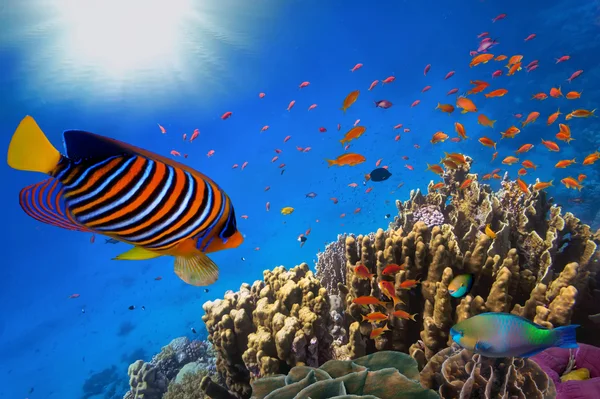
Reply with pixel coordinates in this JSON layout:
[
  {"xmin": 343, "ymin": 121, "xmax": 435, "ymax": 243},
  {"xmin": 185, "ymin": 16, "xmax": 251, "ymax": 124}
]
[
  {"xmin": 370, "ymin": 168, "xmax": 392, "ymax": 182},
  {"xmin": 305, "ymin": 192, "xmax": 317, "ymax": 198}
]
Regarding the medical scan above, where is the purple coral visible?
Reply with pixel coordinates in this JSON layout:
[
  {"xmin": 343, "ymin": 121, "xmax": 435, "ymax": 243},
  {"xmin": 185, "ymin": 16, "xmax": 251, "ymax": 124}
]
[
  {"xmin": 413, "ymin": 205, "xmax": 445, "ymax": 227},
  {"xmin": 315, "ymin": 234, "xmax": 347, "ymax": 295}
]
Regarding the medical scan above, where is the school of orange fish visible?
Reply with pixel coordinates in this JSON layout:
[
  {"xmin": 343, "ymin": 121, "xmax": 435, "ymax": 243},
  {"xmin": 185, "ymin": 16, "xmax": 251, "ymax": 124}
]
[{"xmin": 148, "ymin": 13, "xmax": 597, "ymax": 258}]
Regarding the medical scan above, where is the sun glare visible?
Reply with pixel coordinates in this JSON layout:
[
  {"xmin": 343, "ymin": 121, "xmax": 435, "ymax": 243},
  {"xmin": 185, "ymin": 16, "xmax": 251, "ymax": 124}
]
[{"xmin": 58, "ymin": 0, "xmax": 191, "ymax": 78}]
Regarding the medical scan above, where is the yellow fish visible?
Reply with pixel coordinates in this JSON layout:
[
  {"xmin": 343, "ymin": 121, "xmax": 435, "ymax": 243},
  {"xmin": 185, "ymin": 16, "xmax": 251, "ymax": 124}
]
[{"xmin": 281, "ymin": 207, "xmax": 294, "ymax": 215}]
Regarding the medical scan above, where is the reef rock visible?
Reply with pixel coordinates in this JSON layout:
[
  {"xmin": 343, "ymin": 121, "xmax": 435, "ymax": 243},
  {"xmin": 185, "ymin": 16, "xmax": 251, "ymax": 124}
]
[
  {"xmin": 316, "ymin": 158, "xmax": 599, "ymax": 362},
  {"xmin": 420, "ymin": 344, "xmax": 556, "ymax": 399},
  {"xmin": 202, "ymin": 263, "xmax": 334, "ymax": 398}
]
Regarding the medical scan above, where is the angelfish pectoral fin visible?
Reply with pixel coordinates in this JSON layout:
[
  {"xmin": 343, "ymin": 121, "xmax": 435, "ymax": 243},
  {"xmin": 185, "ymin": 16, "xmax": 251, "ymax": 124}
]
[
  {"xmin": 174, "ymin": 252, "xmax": 219, "ymax": 286},
  {"xmin": 113, "ymin": 246, "xmax": 162, "ymax": 260}
]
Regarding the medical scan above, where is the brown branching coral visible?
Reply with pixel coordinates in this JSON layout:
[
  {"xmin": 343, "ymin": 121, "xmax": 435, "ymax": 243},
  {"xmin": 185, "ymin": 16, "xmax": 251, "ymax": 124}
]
[
  {"xmin": 419, "ymin": 344, "xmax": 556, "ymax": 399},
  {"xmin": 201, "ymin": 263, "xmax": 334, "ymax": 398},
  {"xmin": 326, "ymin": 158, "xmax": 599, "ymax": 362}
]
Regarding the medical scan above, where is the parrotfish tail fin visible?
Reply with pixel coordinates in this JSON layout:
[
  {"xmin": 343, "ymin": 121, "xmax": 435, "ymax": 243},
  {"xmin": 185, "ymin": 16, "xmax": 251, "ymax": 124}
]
[
  {"xmin": 553, "ymin": 324, "xmax": 579, "ymax": 349},
  {"xmin": 174, "ymin": 252, "xmax": 219, "ymax": 286},
  {"xmin": 325, "ymin": 159, "xmax": 336, "ymax": 167},
  {"xmin": 113, "ymin": 246, "xmax": 162, "ymax": 261},
  {"xmin": 8, "ymin": 116, "xmax": 62, "ymax": 174}
]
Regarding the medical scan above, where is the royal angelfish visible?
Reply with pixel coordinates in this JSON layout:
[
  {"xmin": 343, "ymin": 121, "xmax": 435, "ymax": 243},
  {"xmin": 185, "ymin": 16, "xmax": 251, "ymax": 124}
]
[
  {"xmin": 7, "ymin": 116, "xmax": 243, "ymax": 286},
  {"xmin": 451, "ymin": 312, "xmax": 578, "ymax": 358}
]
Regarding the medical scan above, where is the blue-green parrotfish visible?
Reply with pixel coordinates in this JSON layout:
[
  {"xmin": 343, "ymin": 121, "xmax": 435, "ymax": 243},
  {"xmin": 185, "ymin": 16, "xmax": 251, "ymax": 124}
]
[
  {"xmin": 451, "ymin": 312, "xmax": 579, "ymax": 358},
  {"xmin": 448, "ymin": 274, "xmax": 474, "ymax": 298}
]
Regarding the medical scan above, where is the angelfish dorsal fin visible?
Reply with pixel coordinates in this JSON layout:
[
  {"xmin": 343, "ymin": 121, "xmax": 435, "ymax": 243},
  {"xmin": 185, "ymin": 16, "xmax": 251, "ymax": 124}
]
[{"xmin": 63, "ymin": 130, "xmax": 134, "ymax": 160}]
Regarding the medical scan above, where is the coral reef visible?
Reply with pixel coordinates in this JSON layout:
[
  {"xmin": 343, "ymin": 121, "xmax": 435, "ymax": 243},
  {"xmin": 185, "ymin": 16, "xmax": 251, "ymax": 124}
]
[
  {"xmin": 315, "ymin": 233, "xmax": 348, "ymax": 296},
  {"xmin": 419, "ymin": 343, "xmax": 556, "ymax": 398},
  {"xmin": 82, "ymin": 365, "xmax": 127, "ymax": 399},
  {"xmin": 323, "ymin": 158, "xmax": 600, "ymax": 362},
  {"xmin": 201, "ymin": 263, "xmax": 334, "ymax": 398},
  {"xmin": 163, "ymin": 368, "xmax": 210, "ymax": 399},
  {"xmin": 201, "ymin": 350, "xmax": 438, "ymax": 399},
  {"xmin": 123, "ymin": 338, "xmax": 218, "ymax": 399}
]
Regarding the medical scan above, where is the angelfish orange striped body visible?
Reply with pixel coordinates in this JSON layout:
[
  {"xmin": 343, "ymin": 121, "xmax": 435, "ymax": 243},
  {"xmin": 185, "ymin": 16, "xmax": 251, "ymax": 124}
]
[{"xmin": 7, "ymin": 116, "xmax": 243, "ymax": 286}]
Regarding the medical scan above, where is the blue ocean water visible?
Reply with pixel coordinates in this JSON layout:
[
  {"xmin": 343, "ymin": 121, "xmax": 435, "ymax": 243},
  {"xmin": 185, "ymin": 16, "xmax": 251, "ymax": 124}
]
[{"xmin": 1, "ymin": 0, "xmax": 599, "ymax": 397}]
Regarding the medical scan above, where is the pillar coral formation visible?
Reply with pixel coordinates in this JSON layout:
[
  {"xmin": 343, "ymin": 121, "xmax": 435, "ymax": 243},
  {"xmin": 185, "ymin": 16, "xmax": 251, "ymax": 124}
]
[
  {"xmin": 201, "ymin": 263, "xmax": 334, "ymax": 398},
  {"xmin": 328, "ymin": 157, "xmax": 599, "ymax": 362}
]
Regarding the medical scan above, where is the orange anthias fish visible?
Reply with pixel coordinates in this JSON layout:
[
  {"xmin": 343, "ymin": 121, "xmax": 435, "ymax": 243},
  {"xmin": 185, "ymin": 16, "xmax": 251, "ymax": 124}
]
[
  {"xmin": 502, "ymin": 156, "xmax": 519, "ymax": 165},
  {"xmin": 561, "ymin": 177, "xmax": 583, "ymax": 191},
  {"xmin": 340, "ymin": 126, "xmax": 366, "ymax": 146},
  {"xmin": 370, "ymin": 324, "xmax": 391, "ymax": 339},
  {"xmin": 515, "ymin": 144, "xmax": 533, "ymax": 154},
  {"xmin": 507, "ymin": 55, "xmax": 523, "ymax": 66},
  {"xmin": 382, "ymin": 263, "xmax": 405, "ymax": 275},
  {"xmin": 455, "ymin": 122, "xmax": 468, "ymax": 139},
  {"xmin": 533, "ymin": 180, "xmax": 553, "ymax": 191},
  {"xmin": 507, "ymin": 62, "xmax": 522, "ymax": 76},
  {"xmin": 532, "ymin": 92, "xmax": 548, "ymax": 100},
  {"xmin": 583, "ymin": 151, "xmax": 600, "ymax": 165},
  {"xmin": 470, "ymin": 53, "xmax": 494, "ymax": 67},
  {"xmin": 354, "ymin": 264, "xmax": 375, "ymax": 279},
  {"xmin": 399, "ymin": 279, "xmax": 420, "ymax": 289},
  {"xmin": 427, "ymin": 163, "xmax": 445, "ymax": 175},
  {"xmin": 565, "ymin": 91, "xmax": 582, "ymax": 99},
  {"xmin": 522, "ymin": 112, "xmax": 540, "ymax": 127},
  {"xmin": 522, "ymin": 160, "xmax": 537, "ymax": 169},
  {"xmin": 478, "ymin": 137, "xmax": 496, "ymax": 149},
  {"xmin": 550, "ymin": 87, "xmax": 563, "ymax": 98},
  {"xmin": 353, "ymin": 296, "xmax": 387, "ymax": 307},
  {"xmin": 431, "ymin": 131, "xmax": 449, "ymax": 144},
  {"xmin": 7, "ymin": 116, "xmax": 244, "ymax": 286},
  {"xmin": 392, "ymin": 310, "xmax": 418, "ymax": 321},
  {"xmin": 516, "ymin": 178, "xmax": 530, "ymax": 195},
  {"xmin": 477, "ymin": 114, "xmax": 496, "ymax": 128},
  {"xmin": 541, "ymin": 139, "xmax": 560, "ymax": 152},
  {"xmin": 326, "ymin": 153, "xmax": 366, "ymax": 167},
  {"xmin": 436, "ymin": 103, "xmax": 455, "ymax": 114},
  {"xmin": 547, "ymin": 109, "xmax": 561, "ymax": 125},
  {"xmin": 341, "ymin": 90, "xmax": 360, "ymax": 113},
  {"xmin": 460, "ymin": 179, "xmax": 473, "ymax": 190},
  {"xmin": 569, "ymin": 109, "xmax": 596, "ymax": 118},
  {"xmin": 456, "ymin": 97, "xmax": 478, "ymax": 113},
  {"xmin": 362, "ymin": 312, "xmax": 388, "ymax": 322},
  {"xmin": 555, "ymin": 159, "xmax": 576, "ymax": 168},
  {"xmin": 379, "ymin": 280, "xmax": 403, "ymax": 306},
  {"xmin": 501, "ymin": 126, "xmax": 520, "ymax": 139},
  {"xmin": 485, "ymin": 89, "xmax": 508, "ymax": 98}
]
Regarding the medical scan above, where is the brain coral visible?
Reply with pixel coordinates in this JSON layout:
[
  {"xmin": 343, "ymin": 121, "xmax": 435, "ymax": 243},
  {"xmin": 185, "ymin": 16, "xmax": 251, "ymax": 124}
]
[{"xmin": 201, "ymin": 350, "xmax": 438, "ymax": 399}]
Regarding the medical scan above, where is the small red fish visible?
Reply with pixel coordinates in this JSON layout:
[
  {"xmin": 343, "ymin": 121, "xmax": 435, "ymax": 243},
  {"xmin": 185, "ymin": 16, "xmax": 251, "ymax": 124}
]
[
  {"xmin": 287, "ymin": 100, "xmax": 296, "ymax": 111},
  {"xmin": 241, "ymin": 161, "xmax": 248, "ymax": 170},
  {"xmin": 299, "ymin": 81, "xmax": 310, "ymax": 88},
  {"xmin": 524, "ymin": 33, "xmax": 536, "ymax": 41},
  {"xmin": 190, "ymin": 128, "xmax": 200, "ymax": 142},
  {"xmin": 422, "ymin": 85, "xmax": 432, "ymax": 92},
  {"xmin": 308, "ymin": 104, "xmax": 317, "ymax": 111},
  {"xmin": 319, "ymin": 127, "xmax": 327, "ymax": 132},
  {"xmin": 411, "ymin": 100, "xmax": 420, "ymax": 107},
  {"xmin": 221, "ymin": 111, "xmax": 232, "ymax": 120},
  {"xmin": 399, "ymin": 279, "xmax": 420, "ymax": 289},
  {"xmin": 259, "ymin": 92, "xmax": 266, "ymax": 98},
  {"xmin": 405, "ymin": 164, "xmax": 414, "ymax": 171},
  {"xmin": 492, "ymin": 13, "xmax": 507, "ymax": 22},
  {"xmin": 368, "ymin": 80, "xmax": 379, "ymax": 91},
  {"xmin": 351, "ymin": 63, "xmax": 363, "ymax": 72},
  {"xmin": 424, "ymin": 64, "xmax": 431, "ymax": 75},
  {"xmin": 382, "ymin": 263, "xmax": 405, "ymax": 275},
  {"xmin": 158, "ymin": 123, "xmax": 166, "ymax": 134},
  {"xmin": 241, "ymin": 215, "xmax": 249, "ymax": 219},
  {"xmin": 69, "ymin": 294, "xmax": 80, "ymax": 299},
  {"xmin": 284, "ymin": 135, "xmax": 291, "ymax": 142},
  {"xmin": 266, "ymin": 202, "xmax": 270, "ymax": 212},
  {"xmin": 170, "ymin": 150, "xmax": 181, "ymax": 157},
  {"xmin": 567, "ymin": 70, "xmax": 583, "ymax": 83},
  {"xmin": 264, "ymin": 186, "xmax": 270, "ymax": 191},
  {"xmin": 354, "ymin": 264, "xmax": 374, "ymax": 279},
  {"xmin": 330, "ymin": 197, "xmax": 339, "ymax": 204},
  {"xmin": 154, "ymin": 276, "xmax": 162, "ymax": 281},
  {"xmin": 447, "ymin": 88, "xmax": 459, "ymax": 95},
  {"xmin": 382, "ymin": 76, "xmax": 395, "ymax": 84},
  {"xmin": 207, "ymin": 149, "xmax": 215, "ymax": 157},
  {"xmin": 556, "ymin": 55, "xmax": 570, "ymax": 64},
  {"xmin": 444, "ymin": 71, "xmax": 455, "ymax": 80}
]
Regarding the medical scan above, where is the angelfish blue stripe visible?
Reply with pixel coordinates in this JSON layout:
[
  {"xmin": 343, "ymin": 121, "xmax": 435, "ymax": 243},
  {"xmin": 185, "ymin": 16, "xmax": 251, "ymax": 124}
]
[
  {"xmin": 69, "ymin": 157, "xmax": 136, "ymax": 206},
  {"xmin": 97, "ymin": 165, "xmax": 175, "ymax": 231},
  {"xmin": 151, "ymin": 178, "xmax": 215, "ymax": 248},
  {"xmin": 55, "ymin": 162, "xmax": 72, "ymax": 180},
  {"xmin": 64, "ymin": 156, "xmax": 118, "ymax": 190},
  {"xmin": 219, "ymin": 203, "xmax": 233, "ymax": 240},
  {"xmin": 77, "ymin": 159, "xmax": 155, "ymax": 223},
  {"xmin": 200, "ymin": 190, "xmax": 226, "ymax": 252},
  {"xmin": 128, "ymin": 171, "xmax": 195, "ymax": 242}
]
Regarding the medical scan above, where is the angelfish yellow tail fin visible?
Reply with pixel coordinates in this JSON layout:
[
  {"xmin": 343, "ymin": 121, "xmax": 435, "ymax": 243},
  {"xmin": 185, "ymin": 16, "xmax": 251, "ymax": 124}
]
[
  {"xmin": 113, "ymin": 246, "xmax": 162, "ymax": 260},
  {"xmin": 8, "ymin": 116, "xmax": 61, "ymax": 174},
  {"xmin": 174, "ymin": 252, "xmax": 219, "ymax": 286}
]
